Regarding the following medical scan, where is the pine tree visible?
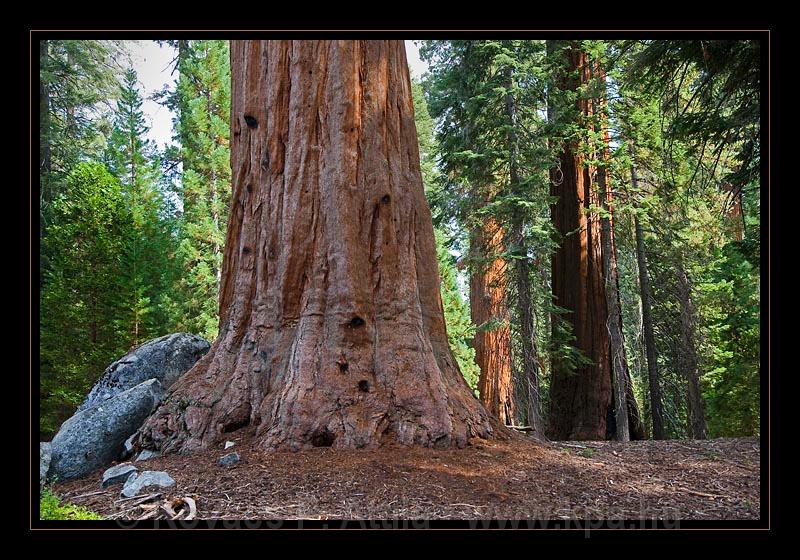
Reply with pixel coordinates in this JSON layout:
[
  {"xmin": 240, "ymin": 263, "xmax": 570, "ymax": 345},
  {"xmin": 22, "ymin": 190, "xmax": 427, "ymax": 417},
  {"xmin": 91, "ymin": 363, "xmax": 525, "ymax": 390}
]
[
  {"xmin": 104, "ymin": 67, "xmax": 174, "ymax": 346},
  {"xmin": 40, "ymin": 163, "xmax": 131, "ymax": 437},
  {"xmin": 165, "ymin": 40, "xmax": 232, "ymax": 340},
  {"xmin": 420, "ymin": 42, "xmax": 512, "ymax": 424},
  {"xmin": 39, "ymin": 39, "xmax": 123, "ymax": 284},
  {"xmin": 610, "ymin": 39, "xmax": 760, "ymax": 438}
]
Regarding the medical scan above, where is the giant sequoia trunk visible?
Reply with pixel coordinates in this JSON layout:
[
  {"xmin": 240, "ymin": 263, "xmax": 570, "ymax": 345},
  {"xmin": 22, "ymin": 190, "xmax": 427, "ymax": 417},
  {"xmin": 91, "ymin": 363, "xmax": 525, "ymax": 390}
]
[
  {"xmin": 138, "ymin": 40, "xmax": 499, "ymax": 453},
  {"xmin": 469, "ymin": 217, "xmax": 514, "ymax": 425},
  {"xmin": 547, "ymin": 43, "xmax": 643, "ymax": 441}
]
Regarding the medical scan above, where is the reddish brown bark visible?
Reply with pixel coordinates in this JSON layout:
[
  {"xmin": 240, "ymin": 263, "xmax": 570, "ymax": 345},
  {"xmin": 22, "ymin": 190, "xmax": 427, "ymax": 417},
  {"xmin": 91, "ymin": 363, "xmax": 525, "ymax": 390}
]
[
  {"xmin": 469, "ymin": 217, "xmax": 514, "ymax": 425},
  {"xmin": 547, "ymin": 43, "xmax": 643, "ymax": 441},
  {"xmin": 595, "ymin": 63, "xmax": 645, "ymax": 442},
  {"xmin": 138, "ymin": 40, "xmax": 500, "ymax": 453}
]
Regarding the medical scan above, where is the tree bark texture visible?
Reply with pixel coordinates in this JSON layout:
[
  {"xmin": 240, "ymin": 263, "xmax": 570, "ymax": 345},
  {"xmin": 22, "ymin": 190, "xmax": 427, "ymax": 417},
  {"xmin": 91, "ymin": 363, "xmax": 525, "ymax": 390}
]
[
  {"xmin": 547, "ymin": 43, "xmax": 643, "ymax": 441},
  {"xmin": 470, "ymin": 217, "xmax": 515, "ymax": 425},
  {"xmin": 138, "ymin": 40, "xmax": 500, "ymax": 453}
]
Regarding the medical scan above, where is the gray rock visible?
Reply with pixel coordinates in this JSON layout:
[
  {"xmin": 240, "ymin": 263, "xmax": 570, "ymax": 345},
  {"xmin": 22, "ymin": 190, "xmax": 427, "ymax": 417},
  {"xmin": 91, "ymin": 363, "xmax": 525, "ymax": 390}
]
[
  {"xmin": 218, "ymin": 452, "xmax": 240, "ymax": 466},
  {"xmin": 135, "ymin": 449, "xmax": 161, "ymax": 461},
  {"xmin": 79, "ymin": 333, "xmax": 210, "ymax": 412},
  {"xmin": 121, "ymin": 470, "xmax": 175, "ymax": 498},
  {"xmin": 120, "ymin": 433, "xmax": 137, "ymax": 460},
  {"xmin": 40, "ymin": 442, "xmax": 52, "ymax": 487},
  {"xmin": 49, "ymin": 379, "xmax": 164, "ymax": 481},
  {"xmin": 102, "ymin": 463, "xmax": 138, "ymax": 488},
  {"xmin": 224, "ymin": 441, "xmax": 235, "ymax": 450}
]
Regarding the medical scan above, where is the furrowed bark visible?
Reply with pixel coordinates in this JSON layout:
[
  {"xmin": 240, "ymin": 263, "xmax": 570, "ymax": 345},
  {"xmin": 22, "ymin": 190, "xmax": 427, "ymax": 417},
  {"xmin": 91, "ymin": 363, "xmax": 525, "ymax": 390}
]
[
  {"xmin": 138, "ymin": 40, "xmax": 501, "ymax": 453},
  {"xmin": 547, "ymin": 44, "xmax": 611, "ymax": 440},
  {"xmin": 470, "ymin": 217, "xmax": 515, "ymax": 426},
  {"xmin": 547, "ymin": 42, "xmax": 643, "ymax": 441}
]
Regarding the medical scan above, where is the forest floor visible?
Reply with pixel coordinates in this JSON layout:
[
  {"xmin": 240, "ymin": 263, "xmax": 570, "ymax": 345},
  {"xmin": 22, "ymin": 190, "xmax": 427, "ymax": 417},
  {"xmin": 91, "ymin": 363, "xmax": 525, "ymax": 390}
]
[{"xmin": 53, "ymin": 435, "xmax": 760, "ymax": 522}]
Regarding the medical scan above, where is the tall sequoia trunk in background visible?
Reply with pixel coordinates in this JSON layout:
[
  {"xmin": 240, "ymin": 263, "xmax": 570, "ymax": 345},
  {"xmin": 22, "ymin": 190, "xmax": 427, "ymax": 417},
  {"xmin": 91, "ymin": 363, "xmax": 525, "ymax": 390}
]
[
  {"xmin": 138, "ymin": 40, "xmax": 499, "ymax": 453},
  {"xmin": 547, "ymin": 42, "xmax": 643, "ymax": 441},
  {"xmin": 675, "ymin": 261, "xmax": 707, "ymax": 439},
  {"xmin": 547, "ymin": 43, "xmax": 610, "ymax": 440},
  {"xmin": 594, "ymin": 62, "xmax": 644, "ymax": 442},
  {"xmin": 470, "ymin": 217, "xmax": 515, "ymax": 425}
]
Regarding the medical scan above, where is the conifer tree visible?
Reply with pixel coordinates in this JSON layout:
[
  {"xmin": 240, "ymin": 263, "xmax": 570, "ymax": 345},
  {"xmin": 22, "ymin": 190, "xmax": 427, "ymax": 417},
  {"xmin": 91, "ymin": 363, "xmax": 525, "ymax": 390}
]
[
  {"xmin": 165, "ymin": 40, "xmax": 232, "ymax": 340},
  {"xmin": 40, "ymin": 163, "xmax": 131, "ymax": 436},
  {"xmin": 39, "ymin": 39, "xmax": 123, "ymax": 284},
  {"xmin": 104, "ymin": 67, "xmax": 174, "ymax": 346},
  {"xmin": 138, "ymin": 40, "xmax": 498, "ymax": 452},
  {"xmin": 422, "ymin": 40, "xmax": 553, "ymax": 430}
]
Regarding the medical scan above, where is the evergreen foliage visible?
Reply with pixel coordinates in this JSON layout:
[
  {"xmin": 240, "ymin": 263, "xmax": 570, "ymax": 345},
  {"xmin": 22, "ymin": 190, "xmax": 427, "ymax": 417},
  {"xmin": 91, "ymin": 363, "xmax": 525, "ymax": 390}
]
[
  {"xmin": 161, "ymin": 40, "xmax": 232, "ymax": 340},
  {"xmin": 412, "ymin": 77, "xmax": 481, "ymax": 391},
  {"xmin": 37, "ymin": 40, "xmax": 761, "ymax": 441},
  {"xmin": 40, "ymin": 163, "xmax": 131, "ymax": 436}
]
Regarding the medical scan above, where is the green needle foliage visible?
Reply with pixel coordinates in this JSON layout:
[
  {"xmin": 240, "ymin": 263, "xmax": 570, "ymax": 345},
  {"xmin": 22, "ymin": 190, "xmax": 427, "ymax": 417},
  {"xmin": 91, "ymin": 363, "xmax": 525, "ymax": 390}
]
[
  {"xmin": 413, "ymin": 77, "xmax": 481, "ymax": 391},
  {"xmin": 160, "ymin": 40, "xmax": 232, "ymax": 340},
  {"xmin": 40, "ymin": 163, "xmax": 132, "ymax": 436},
  {"xmin": 104, "ymin": 68, "xmax": 176, "ymax": 346}
]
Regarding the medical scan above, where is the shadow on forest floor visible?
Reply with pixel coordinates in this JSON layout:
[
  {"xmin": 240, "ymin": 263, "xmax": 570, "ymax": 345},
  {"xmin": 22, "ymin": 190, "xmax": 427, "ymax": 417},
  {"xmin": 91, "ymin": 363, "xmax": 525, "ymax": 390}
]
[{"xmin": 51, "ymin": 435, "xmax": 760, "ymax": 521}]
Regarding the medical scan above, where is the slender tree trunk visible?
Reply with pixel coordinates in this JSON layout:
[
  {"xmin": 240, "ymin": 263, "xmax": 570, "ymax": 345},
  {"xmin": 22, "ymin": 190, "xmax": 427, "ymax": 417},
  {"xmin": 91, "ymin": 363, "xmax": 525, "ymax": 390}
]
[
  {"xmin": 470, "ymin": 218, "xmax": 514, "ymax": 425},
  {"xmin": 598, "ymin": 169, "xmax": 630, "ymax": 442},
  {"xmin": 675, "ymin": 261, "xmax": 707, "ymax": 439},
  {"xmin": 130, "ymin": 130, "xmax": 140, "ymax": 346},
  {"xmin": 504, "ymin": 64, "xmax": 543, "ymax": 437},
  {"xmin": 512, "ymin": 220, "xmax": 543, "ymax": 436},
  {"xmin": 138, "ymin": 40, "xmax": 501, "ymax": 453},
  {"xmin": 630, "ymin": 156, "xmax": 665, "ymax": 439},
  {"xmin": 207, "ymin": 79, "xmax": 223, "ymax": 296}
]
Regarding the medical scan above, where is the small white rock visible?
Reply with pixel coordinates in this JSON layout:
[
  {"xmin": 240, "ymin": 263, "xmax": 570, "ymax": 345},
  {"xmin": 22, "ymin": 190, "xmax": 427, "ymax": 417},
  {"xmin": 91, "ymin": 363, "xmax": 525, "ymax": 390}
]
[{"xmin": 224, "ymin": 441, "xmax": 235, "ymax": 449}]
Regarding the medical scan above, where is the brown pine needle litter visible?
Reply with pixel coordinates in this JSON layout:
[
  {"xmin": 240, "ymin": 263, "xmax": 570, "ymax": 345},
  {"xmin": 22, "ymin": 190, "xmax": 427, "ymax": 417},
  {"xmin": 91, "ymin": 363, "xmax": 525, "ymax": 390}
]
[{"xmin": 52, "ymin": 434, "xmax": 760, "ymax": 521}]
